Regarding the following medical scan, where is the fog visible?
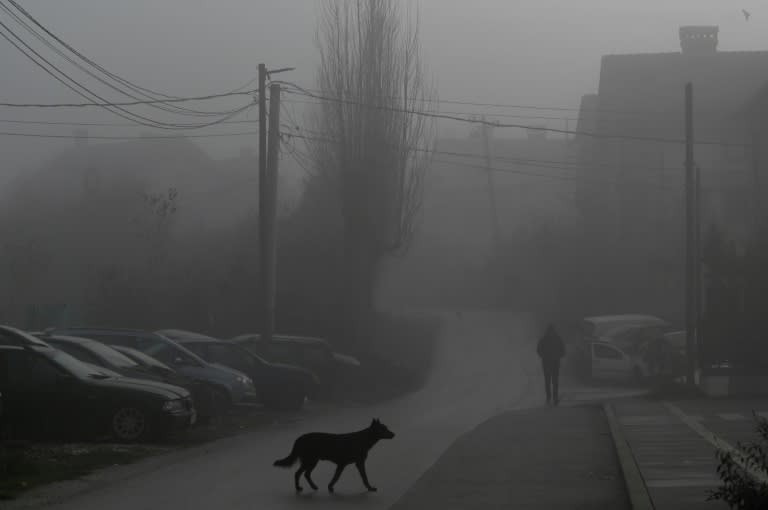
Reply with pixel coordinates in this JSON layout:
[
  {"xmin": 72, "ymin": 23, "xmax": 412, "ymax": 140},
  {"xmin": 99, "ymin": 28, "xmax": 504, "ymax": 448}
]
[
  {"xmin": 2, "ymin": 0, "xmax": 765, "ymax": 171},
  {"xmin": 2, "ymin": 2, "xmax": 768, "ymax": 508}
]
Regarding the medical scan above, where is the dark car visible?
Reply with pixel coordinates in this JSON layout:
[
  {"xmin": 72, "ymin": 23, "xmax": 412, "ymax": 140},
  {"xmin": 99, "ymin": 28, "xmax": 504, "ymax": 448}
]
[
  {"xmin": 35, "ymin": 334, "xmax": 216, "ymax": 424},
  {"xmin": 0, "ymin": 345, "xmax": 195, "ymax": 442},
  {"xmin": 46, "ymin": 328, "xmax": 258, "ymax": 410},
  {"xmin": 0, "ymin": 325, "xmax": 54, "ymax": 348},
  {"xmin": 231, "ymin": 333, "xmax": 361, "ymax": 399},
  {"xmin": 158, "ymin": 330, "xmax": 319, "ymax": 411}
]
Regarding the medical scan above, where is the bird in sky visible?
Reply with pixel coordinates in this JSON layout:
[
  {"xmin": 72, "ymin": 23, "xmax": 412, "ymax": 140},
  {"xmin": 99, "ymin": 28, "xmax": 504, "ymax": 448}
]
[{"xmin": 743, "ymin": 9, "xmax": 751, "ymax": 21}]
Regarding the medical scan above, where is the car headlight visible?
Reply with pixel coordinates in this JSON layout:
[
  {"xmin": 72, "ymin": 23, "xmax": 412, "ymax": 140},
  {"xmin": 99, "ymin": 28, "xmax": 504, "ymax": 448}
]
[
  {"xmin": 237, "ymin": 375, "xmax": 254, "ymax": 388},
  {"xmin": 162, "ymin": 399, "xmax": 185, "ymax": 412}
]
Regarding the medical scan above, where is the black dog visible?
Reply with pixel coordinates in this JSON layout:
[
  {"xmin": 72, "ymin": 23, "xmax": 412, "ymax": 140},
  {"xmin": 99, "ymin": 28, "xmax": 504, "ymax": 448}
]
[{"xmin": 273, "ymin": 418, "xmax": 395, "ymax": 493}]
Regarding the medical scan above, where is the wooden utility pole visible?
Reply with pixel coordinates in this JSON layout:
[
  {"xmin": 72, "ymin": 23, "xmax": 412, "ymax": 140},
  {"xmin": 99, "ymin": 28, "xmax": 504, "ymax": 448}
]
[
  {"xmin": 258, "ymin": 83, "xmax": 281, "ymax": 343},
  {"xmin": 481, "ymin": 116, "xmax": 502, "ymax": 253},
  {"xmin": 258, "ymin": 63, "xmax": 269, "ymax": 340},
  {"xmin": 257, "ymin": 65, "xmax": 293, "ymax": 342},
  {"xmin": 685, "ymin": 82, "xmax": 696, "ymax": 387}
]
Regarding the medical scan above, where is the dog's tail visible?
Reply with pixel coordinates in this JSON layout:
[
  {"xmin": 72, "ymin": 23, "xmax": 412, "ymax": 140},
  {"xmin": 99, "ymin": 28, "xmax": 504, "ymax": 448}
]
[{"xmin": 273, "ymin": 444, "xmax": 299, "ymax": 468}]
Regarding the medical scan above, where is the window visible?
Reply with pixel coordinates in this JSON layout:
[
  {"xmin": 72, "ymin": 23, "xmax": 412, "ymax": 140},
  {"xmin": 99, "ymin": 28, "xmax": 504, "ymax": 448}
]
[
  {"xmin": 0, "ymin": 332, "xmax": 20, "ymax": 346},
  {"xmin": 86, "ymin": 334, "xmax": 135, "ymax": 348},
  {"xmin": 83, "ymin": 342, "xmax": 138, "ymax": 368},
  {"xmin": 302, "ymin": 347, "xmax": 329, "ymax": 368},
  {"xmin": 266, "ymin": 343, "xmax": 298, "ymax": 364},
  {"xmin": 182, "ymin": 343, "xmax": 208, "ymax": 359},
  {"xmin": 144, "ymin": 343, "xmax": 180, "ymax": 365},
  {"xmin": 8, "ymin": 351, "xmax": 63, "ymax": 387},
  {"xmin": 207, "ymin": 344, "xmax": 253, "ymax": 374},
  {"xmin": 54, "ymin": 343, "xmax": 102, "ymax": 367},
  {"xmin": 593, "ymin": 344, "xmax": 624, "ymax": 360}
]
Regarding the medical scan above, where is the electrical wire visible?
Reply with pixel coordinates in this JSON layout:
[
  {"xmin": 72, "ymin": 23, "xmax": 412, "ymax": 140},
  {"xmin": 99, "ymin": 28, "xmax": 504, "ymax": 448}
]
[
  {"xmin": 274, "ymin": 82, "xmax": 675, "ymax": 116},
  {"xmin": 0, "ymin": 18, "xmax": 257, "ymax": 130},
  {"xmin": 277, "ymin": 82, "xmax": 750, "ymax": 148},
  {"xmin": 1, "ymin": 0, "xmax": 256, "ymax": 118},
  {"xmin": 0, "ymin": 130, "xmax": 259, "ymax": 140}
]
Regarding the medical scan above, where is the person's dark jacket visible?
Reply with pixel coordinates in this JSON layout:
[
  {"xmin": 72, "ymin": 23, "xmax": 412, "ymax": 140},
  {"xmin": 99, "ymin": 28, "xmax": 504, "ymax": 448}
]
[{"xmin": 537, "ymin": 326, "xmax": 565, "ymax": 362}]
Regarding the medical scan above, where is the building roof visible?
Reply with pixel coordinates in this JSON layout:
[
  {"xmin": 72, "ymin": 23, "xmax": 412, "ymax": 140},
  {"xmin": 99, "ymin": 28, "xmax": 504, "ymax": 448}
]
[{"xmin": 595, "ymin": 50, "xmax": 768, "ymax": 141}]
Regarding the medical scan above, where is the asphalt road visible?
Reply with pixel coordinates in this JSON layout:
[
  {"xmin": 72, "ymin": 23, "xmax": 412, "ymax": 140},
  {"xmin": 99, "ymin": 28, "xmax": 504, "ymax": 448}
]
[{"xmin": 16, "ymin": 310, "xmax": 546, "ymax": 510}]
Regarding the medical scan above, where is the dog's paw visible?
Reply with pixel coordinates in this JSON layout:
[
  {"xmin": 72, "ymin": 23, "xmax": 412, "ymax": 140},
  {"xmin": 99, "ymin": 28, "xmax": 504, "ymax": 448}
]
[
  {"xmin": 295, "ymin": 487, "xmax": 303, "ymax": 493},
  {"xmin": 328, "ymin": 486, "xmax": 335, "ymax": 494},
  {"xmin": 367, "ymin": 486, "xmax": 378, "ymax": 492}
]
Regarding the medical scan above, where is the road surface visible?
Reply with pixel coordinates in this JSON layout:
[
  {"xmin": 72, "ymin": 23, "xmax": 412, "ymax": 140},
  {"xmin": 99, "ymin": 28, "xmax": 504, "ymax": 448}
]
[{"xmin": 17, "ymin": 311, "xmax": 549, "ymax": 510}]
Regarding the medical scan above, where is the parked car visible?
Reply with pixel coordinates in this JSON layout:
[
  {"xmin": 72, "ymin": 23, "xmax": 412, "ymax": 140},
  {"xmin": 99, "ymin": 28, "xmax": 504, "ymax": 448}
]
[
  {"xmin": 35, "ymin": 334, "xmax": 217, "ymax": 424},
  {"xmin": 158, "ymin": 329, "xmax": 319, "ymax": 411},
  {"xmin": 231, "ymin": 333, "xmax": 361, "ymax": 399},
  {"xmin": 0, "ymin": 344, "xmax": 195, "ymax": 442},
  {"xmin": 45, "ymin": 328, "xmax": 257, "ymax": 411},
  {"xmin": 0, "ymin": 325, "xmax": 54, "ymax": 347}
]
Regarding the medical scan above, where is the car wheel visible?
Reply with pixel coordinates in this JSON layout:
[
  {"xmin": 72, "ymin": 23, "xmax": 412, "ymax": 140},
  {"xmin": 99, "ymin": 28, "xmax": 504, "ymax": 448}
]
[{"xmin": 111, "ymin": 406, "xmax": 150, "ymax": 442}]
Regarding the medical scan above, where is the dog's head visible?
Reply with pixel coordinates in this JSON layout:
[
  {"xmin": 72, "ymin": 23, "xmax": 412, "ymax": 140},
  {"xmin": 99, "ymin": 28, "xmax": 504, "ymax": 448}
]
[{"xmin": 370, "ymin": 418, "xmax": 395, "ymax": 440}]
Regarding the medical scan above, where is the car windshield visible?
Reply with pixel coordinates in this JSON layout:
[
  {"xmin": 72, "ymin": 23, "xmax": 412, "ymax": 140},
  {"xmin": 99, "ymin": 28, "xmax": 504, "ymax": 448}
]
[
  {"xmin": 115, "ymin": 347, "xmax": 172, "ymax": 370},
  {"xmin": 80, "ymin": 341, "xmax": 139, "ymax": 368},
  {"xmin": 37, "ymin": 347, "xmax": 115, "ymax": 379}
]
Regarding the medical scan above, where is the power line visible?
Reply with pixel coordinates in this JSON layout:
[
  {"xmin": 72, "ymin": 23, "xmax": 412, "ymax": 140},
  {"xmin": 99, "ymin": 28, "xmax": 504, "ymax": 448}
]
[
  {"xmin": 280, "ymin": 125, "xmax": 682, "ymax": 175},
  {"xmin": 0, "ymin": 90, "xmax": 257, "ymax": 109},
  {"xmin": 275, "ymin": 83, "xmax": 673, "ymax": 116},
  {"xmin": 282, "ymin": 97, "xmax": 578, "ymax": 121},
  {"xmin": 0, "ymin": 17, "xmax": 258, "ymax": 130},
  {"xmin": 278, "ymin": 85, "xmax": 750, "ymax": 148},
  {"xmin": 1, "ymin": 0, "xmax": 256, "ymax": 118},
  {"xmin": 0, "ymin": 129, "xmax": 259, "ymax": 140}
]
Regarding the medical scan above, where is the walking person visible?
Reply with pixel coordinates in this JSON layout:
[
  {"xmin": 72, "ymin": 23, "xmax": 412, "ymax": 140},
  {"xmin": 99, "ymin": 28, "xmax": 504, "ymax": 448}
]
[{"xmin": 537, "ymin": 324, "xmax": 565, "ymax": 406}]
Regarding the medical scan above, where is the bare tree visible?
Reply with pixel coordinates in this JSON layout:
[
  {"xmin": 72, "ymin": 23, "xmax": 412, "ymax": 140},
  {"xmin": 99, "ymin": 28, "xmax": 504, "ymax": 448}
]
[{"xmin": 310, "ymin": 0, "xmax": 435, "ymax": 347}]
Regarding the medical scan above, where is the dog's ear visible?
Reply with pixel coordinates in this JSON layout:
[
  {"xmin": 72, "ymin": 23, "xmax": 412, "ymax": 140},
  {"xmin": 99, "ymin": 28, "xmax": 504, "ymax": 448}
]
[{"xmin": 371, "ymin": 418, "xmax": 376, "ymax": 426}]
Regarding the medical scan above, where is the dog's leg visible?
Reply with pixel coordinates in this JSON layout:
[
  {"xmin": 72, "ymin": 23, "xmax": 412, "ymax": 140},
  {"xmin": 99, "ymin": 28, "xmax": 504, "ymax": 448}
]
[
  {"xmin": 355, "ymin": 460, "xmax": 377, "ymax": 492},
  {"xmin": 294, "ymin": 464, "xmax": 305, "ymax": 493},
  {"xmin": 327, "ymin": 463, "xmax": 346, "ymax": 493},
  {"xmin": 303, "ymin": 459, "xmax": 319, "ymax": 491}
]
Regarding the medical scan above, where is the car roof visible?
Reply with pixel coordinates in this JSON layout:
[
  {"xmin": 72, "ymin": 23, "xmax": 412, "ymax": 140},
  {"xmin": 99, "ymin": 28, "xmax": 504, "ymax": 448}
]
[
  {"xmin": 582, "ymin": 315, "xmax": 665, "ymax": 325},
  {"xmin": 233, "ymin": 333, "xmax": 329, "ymax": 347},
  {"xmin": 37, "ymin": 334, "xmax": 101, "ymax": 346},
  {"xmin": 157, "ymin": 329, "xmax": 225, "ymax": 344},
  {"xmin": 48, "ymin": 326, "xmax": 161, "ymax": 336},
  {"xmin": 0, "ymin": 325, "xmax": 53, "ymax": 347},
  {"xmin": 0, "ymin": 345, "xmax": 25, "ymax": 352}
]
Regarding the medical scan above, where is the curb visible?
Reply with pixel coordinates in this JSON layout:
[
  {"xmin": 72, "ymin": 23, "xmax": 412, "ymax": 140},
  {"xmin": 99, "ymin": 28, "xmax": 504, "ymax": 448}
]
[{"xmin": 603, "ymin": 403, "xmax": 655, "ymax": 510}]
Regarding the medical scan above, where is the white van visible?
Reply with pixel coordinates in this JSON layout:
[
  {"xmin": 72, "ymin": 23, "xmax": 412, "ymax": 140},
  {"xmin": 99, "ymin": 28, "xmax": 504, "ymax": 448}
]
[
  {"xmin": 589, "ymin": 341, "xmax": 646, "ymax": 382},
  {"xmin": 581, "ymin": 315, "xmax": 668, "ymax": 342}
]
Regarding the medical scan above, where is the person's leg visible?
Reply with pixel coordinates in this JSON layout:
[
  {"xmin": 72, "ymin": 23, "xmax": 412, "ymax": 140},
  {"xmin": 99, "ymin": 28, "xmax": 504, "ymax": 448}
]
[
  {"xmin": 542, "ymin": 361, "xmax": 552, "ymax": 404},
  {"xmin": 552, "ymin": 360, "xmax": 561, "ymax": 405}
]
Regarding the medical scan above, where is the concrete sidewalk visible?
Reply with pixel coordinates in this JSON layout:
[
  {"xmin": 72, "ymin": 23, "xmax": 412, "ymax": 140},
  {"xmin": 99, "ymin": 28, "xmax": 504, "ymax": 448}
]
[
  {"xmin": 607, "ymin": 399, "xmax": 747, "ymax": 509},
  {"xmin": 390, "ymin": 404, "xmax": 630, "ymax": 509}
]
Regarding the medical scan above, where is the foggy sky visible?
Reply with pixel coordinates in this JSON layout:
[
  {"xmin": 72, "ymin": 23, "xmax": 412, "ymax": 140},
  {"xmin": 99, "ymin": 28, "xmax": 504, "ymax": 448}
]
[{"xmin": 1, "ymin": 0, "xmax": 766, "ymax": 175}]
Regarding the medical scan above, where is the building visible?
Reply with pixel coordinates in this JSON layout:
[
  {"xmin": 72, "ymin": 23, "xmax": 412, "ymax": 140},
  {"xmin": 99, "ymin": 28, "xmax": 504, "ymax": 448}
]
[{"xmin": 578, "ymin": 25, "xmax": 768, "ymax": 250}]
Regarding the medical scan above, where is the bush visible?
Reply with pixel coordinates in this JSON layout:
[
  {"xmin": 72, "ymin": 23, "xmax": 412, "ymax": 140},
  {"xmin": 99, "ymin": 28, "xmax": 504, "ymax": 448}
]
[
  {"xmin": 341, "ymin": 312, "xmax": 441, "ymax": 403},
  {"xmin": 708, "ymin": 413, "xmax": 768, "ymax": 509}
]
